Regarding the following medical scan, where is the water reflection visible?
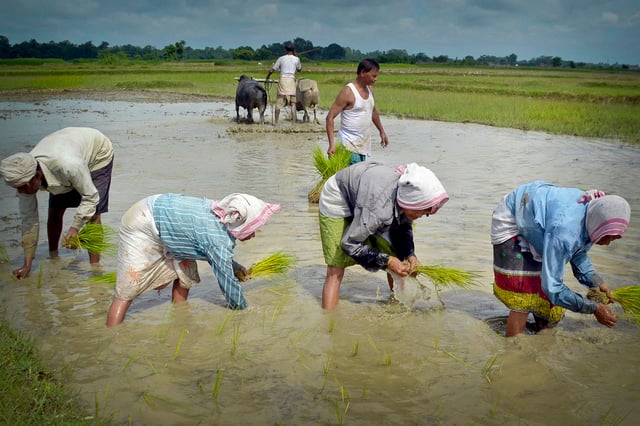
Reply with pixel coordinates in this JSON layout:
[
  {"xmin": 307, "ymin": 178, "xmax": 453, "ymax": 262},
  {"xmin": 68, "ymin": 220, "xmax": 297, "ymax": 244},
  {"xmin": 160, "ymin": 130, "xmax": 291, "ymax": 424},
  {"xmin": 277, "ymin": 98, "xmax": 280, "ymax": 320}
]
[{"xmin": 0, "ymin": 97, "xmax": 639, "ymax": 424}]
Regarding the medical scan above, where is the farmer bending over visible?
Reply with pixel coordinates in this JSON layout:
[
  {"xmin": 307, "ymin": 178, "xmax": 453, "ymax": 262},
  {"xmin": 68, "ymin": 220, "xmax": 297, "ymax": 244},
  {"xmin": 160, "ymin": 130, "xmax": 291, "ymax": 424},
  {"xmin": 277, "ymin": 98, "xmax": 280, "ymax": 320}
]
[
  {"xmin": 319, "ymin": 162, "xmax": 448, "ymax": 309},
  {"xmin": 0, "ymin": 127, "xmax": 114, "ymax": 278},
  {"xmin": 491, "ymin": 181, "xmax": 630, "ymax": 336},
  {"xmin": 106, "ymin": 193, "xmax": 281, "ymax": 326}
]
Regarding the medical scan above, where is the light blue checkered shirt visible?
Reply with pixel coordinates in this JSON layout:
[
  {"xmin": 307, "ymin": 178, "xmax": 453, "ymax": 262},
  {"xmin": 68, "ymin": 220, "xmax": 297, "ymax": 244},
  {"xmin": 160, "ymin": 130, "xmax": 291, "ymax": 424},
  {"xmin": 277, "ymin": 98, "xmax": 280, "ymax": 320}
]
[{"xmin": 152, "ymin": 193, "xmax": 247, "ymax": 309}]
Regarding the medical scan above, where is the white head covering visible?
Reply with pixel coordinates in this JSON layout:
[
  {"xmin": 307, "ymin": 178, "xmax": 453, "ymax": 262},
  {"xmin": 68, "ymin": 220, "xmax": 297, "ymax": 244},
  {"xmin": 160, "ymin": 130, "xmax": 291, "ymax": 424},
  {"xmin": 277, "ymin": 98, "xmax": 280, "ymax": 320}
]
[
  {"xmin": 211, "ymin": 193, "xmax": 281, "ymax": 240},
  {"xmin": 585, "ymin": 195, "xmax": 631, "ymax": 243},
  {"xmin": 396, "ymin": 163, "xmax": 449, "ymax": 213},
  {"xmin": 0, "ymin": 153, "xmax": 37, "ymax": 188}
]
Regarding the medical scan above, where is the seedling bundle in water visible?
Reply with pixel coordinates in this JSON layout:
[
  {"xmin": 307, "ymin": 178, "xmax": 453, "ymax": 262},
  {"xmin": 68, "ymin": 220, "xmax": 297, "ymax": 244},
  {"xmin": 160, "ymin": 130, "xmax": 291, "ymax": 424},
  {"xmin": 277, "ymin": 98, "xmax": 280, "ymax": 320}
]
[
  {"xmin": 88, "ymin": 271, "xmax": 117, "ymax": 285},
  {"xmin": 589, "ymin": 286, "xmax": 640, "ymax": 326},
  {"xmin": 247, "ymin": 251, "xmax": 296, "ymax": 278},
  {"xmin": 66, "ymin": 222, "xmax": 117, "ymax": 256},
  {"xmin": 413, "ymin": 265, "xmax": 479, "ymax": 290},
  {"xmin": 308, "ymin": 144, "xmax": 351, "ymax": 203}
]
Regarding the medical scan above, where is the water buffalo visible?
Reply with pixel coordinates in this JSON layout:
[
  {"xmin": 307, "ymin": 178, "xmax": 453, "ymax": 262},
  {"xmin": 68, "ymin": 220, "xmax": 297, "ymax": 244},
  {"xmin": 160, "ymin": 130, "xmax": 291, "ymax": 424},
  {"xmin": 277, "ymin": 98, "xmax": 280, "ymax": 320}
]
[
  {"xmin": 235, "ymin": 75, "xmax": 267, "ymax": 124},
  {"xmin": 295, "ymin": 78, "xmax": 320, "ymax": 124}
]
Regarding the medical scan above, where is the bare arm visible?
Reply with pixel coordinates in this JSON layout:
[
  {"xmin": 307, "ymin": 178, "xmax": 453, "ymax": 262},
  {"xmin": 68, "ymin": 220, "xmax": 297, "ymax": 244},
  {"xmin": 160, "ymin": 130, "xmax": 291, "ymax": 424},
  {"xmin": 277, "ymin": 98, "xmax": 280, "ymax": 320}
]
[
  {"xmin": 372, "ymin": 106, "xmax": 389, "ymax": 148},
  {"xmin": 325, "ymin": 86, "xmax": 355, "ymax": 157}
]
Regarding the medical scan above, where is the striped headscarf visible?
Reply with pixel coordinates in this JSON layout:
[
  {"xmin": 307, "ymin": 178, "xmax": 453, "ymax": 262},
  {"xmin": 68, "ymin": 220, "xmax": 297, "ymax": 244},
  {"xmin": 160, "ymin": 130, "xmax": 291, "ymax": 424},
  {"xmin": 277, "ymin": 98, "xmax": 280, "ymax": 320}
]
[
  {"xmin": 212, "ymin": 193, "xmax": 281, "ymax": 240},
  {"xmin": 396, "ymin": 163, "xmax": 449, "ymax": 213},
  {"xmin": 585, "ymin": 195, "xmax": 631, "ymax": 243}
]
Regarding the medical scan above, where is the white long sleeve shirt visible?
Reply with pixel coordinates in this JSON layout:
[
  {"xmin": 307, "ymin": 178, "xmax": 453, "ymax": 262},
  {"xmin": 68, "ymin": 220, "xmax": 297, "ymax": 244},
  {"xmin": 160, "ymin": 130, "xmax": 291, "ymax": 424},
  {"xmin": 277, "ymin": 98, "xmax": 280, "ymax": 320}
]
[{"xmin": 18, "ymin": 127, "xmax": 113, "ymax": 258}]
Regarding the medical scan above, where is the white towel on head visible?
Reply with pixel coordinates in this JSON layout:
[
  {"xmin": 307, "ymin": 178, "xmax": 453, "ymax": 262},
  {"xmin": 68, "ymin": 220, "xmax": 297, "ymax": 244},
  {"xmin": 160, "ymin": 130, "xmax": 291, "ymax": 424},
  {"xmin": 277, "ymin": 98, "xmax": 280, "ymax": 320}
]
[
  {"xmin": 396, "ymin": 163, "xmax": 448, "ymax": 213},
  {"xmin": 0, "ymin": 153, "xmax": 37, "ymax": 187}
]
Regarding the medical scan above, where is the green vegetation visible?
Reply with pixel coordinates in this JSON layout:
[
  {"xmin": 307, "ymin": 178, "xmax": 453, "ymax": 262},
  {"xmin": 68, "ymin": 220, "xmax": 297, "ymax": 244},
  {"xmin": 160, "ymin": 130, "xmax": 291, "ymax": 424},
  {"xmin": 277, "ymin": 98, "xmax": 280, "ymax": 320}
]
[
  {"xmin": 0, "ymin": 318, "xmax": 99, "ymax": 424},
  {"xmin": 1, "ymin": 59, "xmax": 638, "ymax": 143}
]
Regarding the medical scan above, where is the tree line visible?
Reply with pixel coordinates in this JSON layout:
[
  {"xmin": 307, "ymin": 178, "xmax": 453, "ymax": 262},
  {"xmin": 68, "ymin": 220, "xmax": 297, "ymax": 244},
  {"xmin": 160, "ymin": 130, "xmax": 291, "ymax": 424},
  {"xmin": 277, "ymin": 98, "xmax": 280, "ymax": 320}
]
[{"xmin": 0, "ymin": 35, "xmax": 634, "ymax": 70}]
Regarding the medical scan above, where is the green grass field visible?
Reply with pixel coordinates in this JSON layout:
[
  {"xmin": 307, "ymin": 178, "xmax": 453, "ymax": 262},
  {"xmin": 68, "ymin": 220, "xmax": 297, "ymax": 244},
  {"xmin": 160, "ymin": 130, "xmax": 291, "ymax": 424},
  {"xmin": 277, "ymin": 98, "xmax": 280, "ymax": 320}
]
[{"xmin": 1, "ymin": 59, "xmax": 639, "ymax": 142}]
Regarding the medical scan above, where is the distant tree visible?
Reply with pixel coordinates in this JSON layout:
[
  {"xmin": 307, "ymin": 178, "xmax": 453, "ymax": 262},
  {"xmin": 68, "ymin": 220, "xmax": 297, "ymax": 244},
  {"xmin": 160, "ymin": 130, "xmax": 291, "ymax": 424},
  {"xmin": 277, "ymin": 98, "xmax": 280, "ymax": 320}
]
[
  {"xmin": 163, "ymin": 44, "xmax": 177, "ymax": 61},
  {"xmin": 343, "ymin": 47, "xmax": 365, "ymax": 62},
  {"xmin": 141, "ymin": 45, "xmax": 161, "ymax": 60},
  {"xmin": 175, "ymin": 40, "xmax": 186, "ymax": 60},
  {"xmin": 322, "ymin": 43, "xmax": 346, "ymax": 60},
  {"xmin": 507, "ymin": 53, "xmax": 517, "ymax": 66},
  {"xmin": 254, "ymin": 47, "xmax": 272, "ymax": 61},
  {"xmin": 292, "ymin": 37, "xmax": 314, "ymax": 54},
  {"xmin": 378, "ymin": 49, "xmax": 410, "ymax": 63},
  {"xmin": 462, "ymin": 55, "xmax": 475, "ymax": 65},
  {"xmin": 433, "ymin": 54, "xmax": 449, "ymax": 63},
  {"xmin": 0, "ymin": 35, "xmax": 10, "ymax": 58},
  {"xmin": 233, "ymin": 46, "xmax": 255, "ymax": 60},
  {"xmin": 414, "ymin": 52, "xmax": 431, "ymax": 63},
  {"xmin": 77, "ymin": 41, "xmax": 98, "ymax": 59},
  {"xmin": 551, "ymin": 56, "xmax": 562, "ymax": 67}
]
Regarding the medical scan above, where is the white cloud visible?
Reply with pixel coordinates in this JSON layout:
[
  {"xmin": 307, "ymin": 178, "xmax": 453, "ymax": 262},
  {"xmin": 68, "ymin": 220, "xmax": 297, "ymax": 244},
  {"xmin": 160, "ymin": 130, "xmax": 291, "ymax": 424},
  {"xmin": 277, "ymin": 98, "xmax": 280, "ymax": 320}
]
[{"xmin": 602, "ymin": 11, "xmax": 620, "ymax": 25}]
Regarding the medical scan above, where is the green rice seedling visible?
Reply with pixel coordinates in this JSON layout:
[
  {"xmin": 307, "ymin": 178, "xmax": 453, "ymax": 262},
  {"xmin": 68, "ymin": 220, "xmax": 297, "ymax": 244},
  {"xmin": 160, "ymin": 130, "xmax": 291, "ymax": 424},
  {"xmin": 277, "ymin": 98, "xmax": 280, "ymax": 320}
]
[
  {"xmin": 328, "ymin": 318, "xmax": 335, "ymax": 333},
  {"xmin": 141, "ymin": 391, "xmax": 172, "ymax": 408},
  {"xmin": 308, "ymin": 144, "xmax": 351, "ymax": 203},
  {"xmin": 611, "ymin": 286, "xmax": 640, "ymax": 326},
  {"xmin": 173, "ymin": 328, "xmax": 188, "ymax": 360},
  {"xmin": 213, "ymin": 369, "xmax": 224, "ymax": 399},
  {"xmin": 247, "ymin": 250, "xmax": 296, "ymax": 278},
  {"xmin": 384, "ymin": 351, "xmax": 392, "ymax": 367},
  {"xmin": 0, "ymin": 243, "xmax": 8, "ymax": 263},
  {"xmin": 88, "ymin": 271, "xmax": 117, "ymax": 285},
  {"xmin": 322, "ymin": 355, "xmax": 333, "ymax": 376},
  {"xmin": 230, "ymin": 323, "xmax": 240, "ymax": 356},
  {"xmin": 351, "ymin": 339, "xmax": 360, "ymax": 357},
  {"xmin": 481, "ymin": 355, "xmax": 498, "ymax": 383},
  {"xmin": 216, "ymin": 311, "xmax": 235, "ymax": 336},
  {"xmin": 36, "ymin": 262, "xmax": 43, "ymax": 289},
  {"xmin": 66, "ymin": 222, "xmax": 117, "ymax": 256},
  {"xmin": 413, "ymin": 265, "xmax": 479, "ymax": 289},
  {"xmin": 598, "ymin": 405, "xmax": 631, "ymax": 426},
  {"xmin": 146, "ymin": 359, "xmax": 159, "ymax": 375}
]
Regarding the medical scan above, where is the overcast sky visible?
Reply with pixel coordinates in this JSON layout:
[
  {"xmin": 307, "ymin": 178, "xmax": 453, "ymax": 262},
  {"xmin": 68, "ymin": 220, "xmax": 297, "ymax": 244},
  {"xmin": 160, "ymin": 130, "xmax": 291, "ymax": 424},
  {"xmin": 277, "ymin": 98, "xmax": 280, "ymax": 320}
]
[{"xmin": 3, "ymin": 0, "xmax": 639, "ymax": 64}]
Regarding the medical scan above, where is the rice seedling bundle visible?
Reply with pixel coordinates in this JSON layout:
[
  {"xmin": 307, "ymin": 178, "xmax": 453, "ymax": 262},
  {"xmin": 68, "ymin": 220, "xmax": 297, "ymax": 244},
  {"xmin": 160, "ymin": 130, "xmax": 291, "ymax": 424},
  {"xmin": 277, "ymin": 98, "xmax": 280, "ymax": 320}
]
[
  {"xmin": 413, "ymin": 265, "xmax": 479, "ymax": 290},
  {"xmin": 88, "ymin": 271, "xmax": 117, "ymax": 285},
  {"xmin": 247, "ymin": 250, "xmax": 296, "ymax": 278},
  {"xmin": 308, "ymin": 144, "xmax": 351, "ymax": 203},
  {"xmin": 66, "ymin": 222, "xmax": 117, "ymax": 256},
  {"xmin": 611, "ymin": 286, "xmax": 640, "ymax": 326}
]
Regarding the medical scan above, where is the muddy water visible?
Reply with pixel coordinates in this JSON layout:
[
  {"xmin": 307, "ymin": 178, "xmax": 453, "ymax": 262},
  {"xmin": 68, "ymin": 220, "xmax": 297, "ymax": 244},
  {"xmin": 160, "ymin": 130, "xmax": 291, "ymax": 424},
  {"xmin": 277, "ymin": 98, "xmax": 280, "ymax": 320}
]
[{"xmin": 0, "ymin": 96, "xmax": 639, "ymax": 425}]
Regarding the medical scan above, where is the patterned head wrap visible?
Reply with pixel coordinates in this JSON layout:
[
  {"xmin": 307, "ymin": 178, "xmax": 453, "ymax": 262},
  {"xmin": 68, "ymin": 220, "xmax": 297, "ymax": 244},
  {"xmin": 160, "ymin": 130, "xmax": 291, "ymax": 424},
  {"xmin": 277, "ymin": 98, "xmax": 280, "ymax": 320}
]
[
  {"xmin": 396, "ymin": 163, "xmax": 449, "ymax": 213},
  {"xmin": 211, "ymin": 193, "xmax": 281, "ymax": 240},
  {"xmin": 585, "ymin": 195, "xmax": 631, "ymax": 243},
  {"xmin": 0, "ymin": 153, "xmax": 37, "ymax": 188}
]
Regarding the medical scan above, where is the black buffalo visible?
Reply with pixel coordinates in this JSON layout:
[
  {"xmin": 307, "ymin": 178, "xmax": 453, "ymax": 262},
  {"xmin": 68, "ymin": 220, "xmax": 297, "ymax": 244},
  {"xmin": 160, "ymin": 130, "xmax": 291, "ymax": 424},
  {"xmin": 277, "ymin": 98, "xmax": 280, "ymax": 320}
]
[{"xmin": 235, "ymin": 75, "xmax": 267, "ymax": 124}]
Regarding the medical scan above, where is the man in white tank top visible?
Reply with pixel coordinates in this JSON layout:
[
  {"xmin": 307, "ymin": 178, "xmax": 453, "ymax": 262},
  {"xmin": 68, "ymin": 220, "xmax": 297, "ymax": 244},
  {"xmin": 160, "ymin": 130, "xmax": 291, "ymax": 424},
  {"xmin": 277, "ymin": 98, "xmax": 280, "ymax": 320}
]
[{"xmin": 326, "ymin": 58, "xmax": 389, "ymax": 164}]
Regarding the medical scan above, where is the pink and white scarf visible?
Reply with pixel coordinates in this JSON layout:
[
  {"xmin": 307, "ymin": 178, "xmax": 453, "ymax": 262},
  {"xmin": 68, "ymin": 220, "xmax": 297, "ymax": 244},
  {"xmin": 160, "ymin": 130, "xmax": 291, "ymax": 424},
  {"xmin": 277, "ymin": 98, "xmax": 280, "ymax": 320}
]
[
  {"xmin": 585, "ymin": 194, "xmax": 631, "ymax": 243},
  {"xmin": 212, "ymin": 193, "xmax": 281, "ymax": 240}
]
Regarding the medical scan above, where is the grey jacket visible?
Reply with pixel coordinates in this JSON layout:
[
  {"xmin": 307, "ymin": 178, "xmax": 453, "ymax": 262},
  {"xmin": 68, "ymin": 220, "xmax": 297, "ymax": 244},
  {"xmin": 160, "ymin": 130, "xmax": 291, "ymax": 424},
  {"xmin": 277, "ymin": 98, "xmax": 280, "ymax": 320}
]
[{"xmin": 334, "ymin": 162, "xmax": 415, "ymax": 271}]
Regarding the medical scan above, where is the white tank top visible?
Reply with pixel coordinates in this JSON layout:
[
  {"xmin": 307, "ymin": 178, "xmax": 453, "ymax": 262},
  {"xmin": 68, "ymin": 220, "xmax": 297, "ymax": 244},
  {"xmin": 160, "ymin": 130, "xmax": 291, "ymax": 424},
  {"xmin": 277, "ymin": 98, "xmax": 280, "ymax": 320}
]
[{"xmin": 338, "ymin": 83, "xmax": 374, "ymax": 155}]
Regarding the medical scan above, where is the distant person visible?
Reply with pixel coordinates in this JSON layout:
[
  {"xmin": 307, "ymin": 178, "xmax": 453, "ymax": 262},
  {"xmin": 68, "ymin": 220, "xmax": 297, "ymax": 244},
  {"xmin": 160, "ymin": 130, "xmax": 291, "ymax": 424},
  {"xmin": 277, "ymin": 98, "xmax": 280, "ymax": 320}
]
[
  {"xmin": 106, "ymin": 193, "xmax": 281, "ymax": 326},
  {"xmin": 491, "ymin": 181, "xmax": 630, "ymax": 337},
  {"xmin": 266, "ymin": 42, "xmax": 302, "ymax": 124},
  {"xmin": 319, "ymin": 162, "xmax": 448, "ymax": 309},
  {"xmin": 0, "ymin": 127, "xmax": 114, "ymax": 278},
  {"xmin": 326, "ymin": 58, "xmax": 389, "ymax": 165}
]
